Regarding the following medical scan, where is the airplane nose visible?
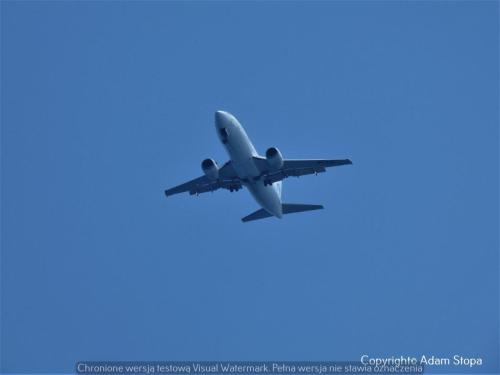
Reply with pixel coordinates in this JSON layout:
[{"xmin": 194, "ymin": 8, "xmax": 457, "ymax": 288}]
[
  {"xmin": 215, "ymin": 110, "xmax": 235, "ymax": 129},
  {"xmin": 215, "ymin": 110, "xmax": 227, "ymax": 127}
]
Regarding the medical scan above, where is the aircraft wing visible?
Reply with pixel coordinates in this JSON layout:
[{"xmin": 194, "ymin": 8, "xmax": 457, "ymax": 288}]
[
  {"xmin": 253, "ymin": 157, "xmax": 352, "ymax": 184},
  {"xmin": 164, "ymin": 161, "xmax": 242, "ymax": 197}
]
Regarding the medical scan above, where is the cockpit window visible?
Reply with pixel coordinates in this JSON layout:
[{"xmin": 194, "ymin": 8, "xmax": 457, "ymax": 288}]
[{"xmin": 219, "ymin": 127, "xmax": 229, "ymax": 143}]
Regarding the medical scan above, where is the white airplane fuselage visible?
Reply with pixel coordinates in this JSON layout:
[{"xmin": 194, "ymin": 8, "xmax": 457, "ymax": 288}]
[{"xmin": 215, "ymin": 110, "xmax": 283, "ymax": 218}]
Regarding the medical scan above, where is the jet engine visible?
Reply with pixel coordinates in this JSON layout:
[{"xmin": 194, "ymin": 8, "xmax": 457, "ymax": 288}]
[
  {"xmin": 266, "ymin": 147, "xmax": 284, "ymax": 169},
  {"xmin": 201, "ymin": 158, "xmax": 219, "ymax": 180}
]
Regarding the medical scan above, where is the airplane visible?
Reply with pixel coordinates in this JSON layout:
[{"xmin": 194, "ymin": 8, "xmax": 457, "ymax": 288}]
[{"xmin": 165, "ymin": 111, "xmax": 352, "ymax": 222}]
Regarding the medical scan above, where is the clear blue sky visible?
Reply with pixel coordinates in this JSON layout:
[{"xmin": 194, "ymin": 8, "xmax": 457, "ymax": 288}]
[{"xmin": 1, "ymin": 1, "xmax": 498, "ymax": 373}]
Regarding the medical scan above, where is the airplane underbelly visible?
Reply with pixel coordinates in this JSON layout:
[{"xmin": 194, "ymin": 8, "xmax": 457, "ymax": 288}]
[
  {"xmin": 233, "ymin": 158, "xmax": 260, "ymax": 179},
  {"xmin": 227, "ymin": 142, "xmax": 260, "ymax": 178},
  {"xmin": 226, "ymin": 133, "xmax": 260, "ymax": 180}
]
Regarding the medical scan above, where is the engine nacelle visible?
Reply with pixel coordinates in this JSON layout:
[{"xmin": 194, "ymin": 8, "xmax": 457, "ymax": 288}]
[
  {"xmin": 266, "ymin": 147, "xmax": 284, "ymax": 169},
  {"xmin": 201, "ymin": 158, "xmax": 219, "ymax": 180}
]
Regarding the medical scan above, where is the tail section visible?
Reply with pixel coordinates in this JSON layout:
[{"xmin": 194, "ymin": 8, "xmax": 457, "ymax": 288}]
[{"xmin": 242, "ymin": 203, "xmax": 323, "ymax": 222}]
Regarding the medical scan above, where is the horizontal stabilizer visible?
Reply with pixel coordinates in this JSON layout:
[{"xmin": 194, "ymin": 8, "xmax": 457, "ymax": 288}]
[
  {"xmin": 282, "ymin": 203, "xmax": 324, "ymax": 214},
  {"xmin": 242, "ymin": 203, "xmax": 324, "ymax": 222},
  {"xmin": 241, "ymin": 209, "xmax": 273, "ymax": 222}
]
